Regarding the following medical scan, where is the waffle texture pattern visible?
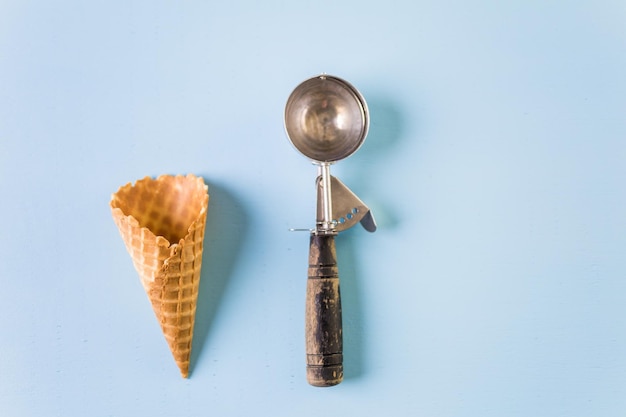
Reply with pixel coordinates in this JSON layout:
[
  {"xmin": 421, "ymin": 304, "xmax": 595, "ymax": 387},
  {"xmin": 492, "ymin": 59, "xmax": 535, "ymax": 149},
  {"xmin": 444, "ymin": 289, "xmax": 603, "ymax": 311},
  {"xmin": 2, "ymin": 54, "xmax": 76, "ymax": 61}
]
[{"xmin": 111, "ymin": 174, "xmax": 209, "ymax": 378}]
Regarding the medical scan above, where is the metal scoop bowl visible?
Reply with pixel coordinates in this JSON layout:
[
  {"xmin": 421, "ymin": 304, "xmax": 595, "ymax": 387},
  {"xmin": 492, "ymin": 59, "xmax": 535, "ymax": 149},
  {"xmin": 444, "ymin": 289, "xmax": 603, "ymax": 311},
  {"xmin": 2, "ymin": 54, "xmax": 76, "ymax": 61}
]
[
  {"xmin": 285, "ymin": 75, "xmax": 369, "ymax": 163},
  {"xmin": 285, "ymin": 75, "xmax": 375, "ymax": 387}
]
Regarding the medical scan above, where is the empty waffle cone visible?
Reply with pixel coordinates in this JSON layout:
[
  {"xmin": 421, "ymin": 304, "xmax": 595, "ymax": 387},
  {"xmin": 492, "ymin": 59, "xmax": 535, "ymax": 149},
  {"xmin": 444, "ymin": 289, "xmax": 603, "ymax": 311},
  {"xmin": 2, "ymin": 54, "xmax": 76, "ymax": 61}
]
[{"xmin": 110, "ymin": 174, "xmax": 209, "ymax": 378}]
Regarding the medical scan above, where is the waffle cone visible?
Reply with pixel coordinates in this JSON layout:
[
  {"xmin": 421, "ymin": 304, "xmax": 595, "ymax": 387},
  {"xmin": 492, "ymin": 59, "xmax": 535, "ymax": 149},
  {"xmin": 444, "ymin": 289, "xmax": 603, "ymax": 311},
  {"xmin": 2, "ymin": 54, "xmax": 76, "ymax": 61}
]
[{"xmin": 110, "ymin": 174, "xmax": 209, "ymax": 378}]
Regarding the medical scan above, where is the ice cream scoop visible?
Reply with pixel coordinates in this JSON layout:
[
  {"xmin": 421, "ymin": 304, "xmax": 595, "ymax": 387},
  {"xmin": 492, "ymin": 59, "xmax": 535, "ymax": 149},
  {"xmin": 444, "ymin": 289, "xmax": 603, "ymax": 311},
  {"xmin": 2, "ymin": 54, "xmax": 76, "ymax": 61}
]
[{"xmin": 285, "ymin": 75, "xmax": 376, "ymax": 387}]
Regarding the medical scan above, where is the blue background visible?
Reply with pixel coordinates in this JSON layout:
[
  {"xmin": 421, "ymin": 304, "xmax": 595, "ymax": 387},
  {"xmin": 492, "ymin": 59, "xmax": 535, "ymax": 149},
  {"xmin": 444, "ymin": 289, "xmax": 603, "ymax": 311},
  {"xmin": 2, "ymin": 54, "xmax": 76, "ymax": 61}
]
[{"xmin": 1, "ymin": 1, "xmax": 625, "ymax": 415}]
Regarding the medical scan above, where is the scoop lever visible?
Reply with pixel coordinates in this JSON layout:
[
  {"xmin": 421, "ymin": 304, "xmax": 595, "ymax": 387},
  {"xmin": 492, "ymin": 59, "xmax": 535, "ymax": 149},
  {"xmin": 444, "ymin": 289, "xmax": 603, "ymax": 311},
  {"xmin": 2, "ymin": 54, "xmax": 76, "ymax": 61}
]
[{"xmin": 316, "ymin": 175, "xmax": 377, "ymax": 233}]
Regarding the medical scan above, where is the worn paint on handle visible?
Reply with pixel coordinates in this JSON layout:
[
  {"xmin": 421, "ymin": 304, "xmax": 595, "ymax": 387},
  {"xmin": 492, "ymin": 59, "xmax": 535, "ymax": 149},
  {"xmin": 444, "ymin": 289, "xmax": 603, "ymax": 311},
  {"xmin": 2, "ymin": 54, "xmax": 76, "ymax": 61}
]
[{"xmin": 305, "ymin": 233, "xmax": 343, "ymax": 387}]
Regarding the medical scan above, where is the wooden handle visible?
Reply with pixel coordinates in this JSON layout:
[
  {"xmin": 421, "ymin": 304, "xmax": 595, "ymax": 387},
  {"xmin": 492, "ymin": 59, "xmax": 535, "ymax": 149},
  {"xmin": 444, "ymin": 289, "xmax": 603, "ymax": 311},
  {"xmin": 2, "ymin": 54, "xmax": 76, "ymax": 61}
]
[{"xmin": 305, "ymin": 233, "xmax": 343, "ymax": 387}]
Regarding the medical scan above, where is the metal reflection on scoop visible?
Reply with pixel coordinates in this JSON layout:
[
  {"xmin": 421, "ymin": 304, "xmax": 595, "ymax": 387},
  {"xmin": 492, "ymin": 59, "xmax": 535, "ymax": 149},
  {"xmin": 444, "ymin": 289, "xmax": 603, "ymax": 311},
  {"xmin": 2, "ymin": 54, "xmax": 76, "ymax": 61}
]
[{"xmin": 285, "ymin": 75, "xmax": 369, "ymax": 164}]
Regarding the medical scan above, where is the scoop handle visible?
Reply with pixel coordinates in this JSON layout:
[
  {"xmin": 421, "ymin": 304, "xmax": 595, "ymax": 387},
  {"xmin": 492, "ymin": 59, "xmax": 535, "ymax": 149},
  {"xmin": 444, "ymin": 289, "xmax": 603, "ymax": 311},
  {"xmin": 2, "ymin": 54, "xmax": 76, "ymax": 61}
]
[{"xmin": 305, "ymin": 233, "xmax": 343, "ymax": 387}]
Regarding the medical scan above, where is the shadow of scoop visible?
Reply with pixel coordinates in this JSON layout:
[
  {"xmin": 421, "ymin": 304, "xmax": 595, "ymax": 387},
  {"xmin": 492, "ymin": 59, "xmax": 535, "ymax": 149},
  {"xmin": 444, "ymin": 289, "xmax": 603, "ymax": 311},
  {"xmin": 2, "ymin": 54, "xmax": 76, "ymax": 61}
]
[
  {"xmin": 360, "ymin": 95, "xmax": 405, "ymax": 160},
  {"xmin": 337, "ymin": 93, "xmax": 408, "ymax": 380},
  {"xmin": 189, "ymin": 181, "xmax": 249, "ymax": 376}
]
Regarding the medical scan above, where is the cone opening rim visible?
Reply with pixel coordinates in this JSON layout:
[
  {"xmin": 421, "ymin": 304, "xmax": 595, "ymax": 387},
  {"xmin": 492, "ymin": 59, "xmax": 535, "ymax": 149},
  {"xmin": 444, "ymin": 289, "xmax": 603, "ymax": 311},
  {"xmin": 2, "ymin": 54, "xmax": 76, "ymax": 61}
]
[{"xmin": 110, "ymin": 174, "xmax": 209, "ymax": 246}]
